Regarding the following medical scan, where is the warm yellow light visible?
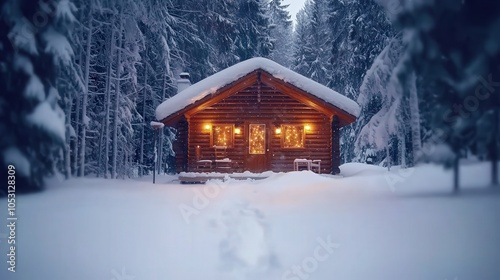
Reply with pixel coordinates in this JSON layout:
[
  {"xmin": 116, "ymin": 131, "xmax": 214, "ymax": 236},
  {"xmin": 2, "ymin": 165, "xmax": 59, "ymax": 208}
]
[
  {"xmin": 305, "ymin": 124, "xmax": 311, "ymax": 131},
  {"xmin": 204, "ymin": 124, "xmax": 211, "ymax": 130},
  {"xmin": 275, "ymin": 128, "xmax": 281, "ymax": 134},
  {"xmin": 235, "ymin": 128, "xmax": 241, "ymax": 134}
]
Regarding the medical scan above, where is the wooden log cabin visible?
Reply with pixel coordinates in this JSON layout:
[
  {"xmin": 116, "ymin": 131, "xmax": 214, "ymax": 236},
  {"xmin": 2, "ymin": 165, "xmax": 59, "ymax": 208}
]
[{"xmin": 155, "ymin": 58, "xmax": 360, "ymax": 174}]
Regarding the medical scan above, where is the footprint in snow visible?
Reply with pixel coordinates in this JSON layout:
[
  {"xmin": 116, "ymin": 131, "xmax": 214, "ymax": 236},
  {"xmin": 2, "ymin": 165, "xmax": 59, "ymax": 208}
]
[{"xmin": 218, "ymin": 202, "xmax": 279, "ymax": 278}]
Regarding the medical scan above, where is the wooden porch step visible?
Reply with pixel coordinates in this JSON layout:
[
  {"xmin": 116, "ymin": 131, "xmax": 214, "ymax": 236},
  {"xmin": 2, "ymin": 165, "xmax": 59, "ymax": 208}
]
[{"xmin": 179, "ymin": 173, "xmax": 270, "ymax": 184}]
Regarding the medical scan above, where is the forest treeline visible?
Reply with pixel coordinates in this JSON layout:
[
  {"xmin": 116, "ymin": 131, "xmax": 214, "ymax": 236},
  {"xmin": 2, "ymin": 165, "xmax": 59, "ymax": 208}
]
[{"xmin": 1, "ymin": 0, "xmax": 499, "ymax": 192}]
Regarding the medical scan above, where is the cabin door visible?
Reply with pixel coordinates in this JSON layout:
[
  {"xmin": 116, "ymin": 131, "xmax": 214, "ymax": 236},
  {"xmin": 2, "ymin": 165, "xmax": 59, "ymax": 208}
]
[{"xmin": 246, "ymin": 123, "xmax": 271, "ymax": 172}]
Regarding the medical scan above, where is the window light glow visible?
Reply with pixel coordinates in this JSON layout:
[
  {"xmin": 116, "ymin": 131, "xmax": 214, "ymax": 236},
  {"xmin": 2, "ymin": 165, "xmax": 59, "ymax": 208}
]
[
  {"xmin": 283, "ymin": 125, "xmax": 305, "ymax": 148},
  {"xmin": 213, "ymin": 125, "xmax": 233, "ymax": 147},
  {"xmin": 249, "ymin": 124, "xmax": 266, "ymax": 154}
]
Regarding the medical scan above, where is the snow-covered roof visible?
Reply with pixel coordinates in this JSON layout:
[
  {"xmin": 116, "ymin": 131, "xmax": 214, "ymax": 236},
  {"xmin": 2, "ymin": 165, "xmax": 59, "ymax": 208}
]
[{"xmin": 156, "ymin": 57, "xmax": 360, "ymax": 121}]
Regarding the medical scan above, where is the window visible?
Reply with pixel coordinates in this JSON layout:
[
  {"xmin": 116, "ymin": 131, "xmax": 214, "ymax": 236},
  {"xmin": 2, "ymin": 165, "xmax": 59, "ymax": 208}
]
[
  {"xmin": 249, "ymin": 124, "xmax": 266, "ymax": 154},
  {"xmin": 248, "ymin": 124, "xmax": 266, "ymax": 155},
  {"xmin": 212, "ymin": 125, "xmax": 234, "ymax": 147},
  {"xmin": 282, "ymin": 125, "xmax": 305, "ymax": 148}
]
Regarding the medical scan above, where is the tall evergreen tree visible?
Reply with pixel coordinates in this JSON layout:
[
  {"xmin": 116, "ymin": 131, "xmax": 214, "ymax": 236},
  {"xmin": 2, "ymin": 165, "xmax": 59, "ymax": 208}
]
[
  {"xmin": 355, "ymin": 35, "xmax": 416, "ymax": 168},
  {"xmin": 268, "ymin": 0, "xmax": 293, "ymax": 67},
  {"xmin": 234, "ymin": 0, "xmax": 272, "ymax": 60},
  {"xmin": 293, "ymin": 0, "xmax": 392, "ymax": 163},
  {"xmin": 332, "ymin": 0, "xmax": 393, "ymax": 163},
  {"xmin": 1, "ymin": 0, "xmax": 76, "ymax": 192},
  {"xmin": 379, "ymin": 0, "xmax": 500, "ymax": 190},
  {"xmin": 292, "ymin": 3, "xmax": 312, "ymax": 76}
]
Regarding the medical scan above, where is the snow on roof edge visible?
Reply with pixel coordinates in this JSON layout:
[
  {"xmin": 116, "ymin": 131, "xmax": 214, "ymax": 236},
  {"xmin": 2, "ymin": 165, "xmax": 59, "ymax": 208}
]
[{"xmin": 155, "ymin": 57, "xmax": 360, "ymax": 122}]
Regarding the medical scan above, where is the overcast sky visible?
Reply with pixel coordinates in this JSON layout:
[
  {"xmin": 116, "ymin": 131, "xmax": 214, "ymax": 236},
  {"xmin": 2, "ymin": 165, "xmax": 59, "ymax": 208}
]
[{"xmin": 282, "ymin": 0, "xmax": 308, "ymax": 26}]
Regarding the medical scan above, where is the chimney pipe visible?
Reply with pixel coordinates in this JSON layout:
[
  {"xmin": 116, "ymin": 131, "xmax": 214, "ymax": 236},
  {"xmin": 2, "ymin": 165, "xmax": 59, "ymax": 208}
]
[{"xmin": 177, "ymin": 72, "xmax": 191, "ymax": 93}]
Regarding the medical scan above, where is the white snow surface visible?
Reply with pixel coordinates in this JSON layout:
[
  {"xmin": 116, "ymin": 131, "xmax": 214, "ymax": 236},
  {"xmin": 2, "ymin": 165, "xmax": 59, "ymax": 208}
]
[
  {"xmin": 156, "ymin": 57, "xmax": 360, "ymax": 121},
  {"xmin": 1, "ymin": 162, "xmax": 499, "ymax": 280}
]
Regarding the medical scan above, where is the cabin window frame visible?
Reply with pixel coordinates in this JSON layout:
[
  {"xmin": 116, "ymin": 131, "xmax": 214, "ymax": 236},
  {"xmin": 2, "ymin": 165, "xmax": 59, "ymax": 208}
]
[
  {"xmin": 210, "ymin": 124, "xmax": 235, "ymax": 148},
  {"xmin": 281, "ymin": 124, "xmax": 306, "ymax": 149}
]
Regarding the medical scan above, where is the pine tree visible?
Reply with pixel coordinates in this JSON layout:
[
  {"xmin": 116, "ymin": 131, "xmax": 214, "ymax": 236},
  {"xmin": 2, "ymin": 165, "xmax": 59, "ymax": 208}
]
[
  {"xmin": 330, "ymin": 0, "xmax": 393, "ymax": 163},
  {"xmin": 234, "ymin": 0, "xmax": 272, "ymax": 61},
  {"xmin": 382, "ymin": 0, "xmax": 500, "ymax": 190},
  {"xmin": 355, "ymin": 36, "xmax": 405, "ymax": 166},
  {"xmin": 292, "ymin": 4, "xmax": 312, "ymax": 77},
  {"xmin": 292, "ymin": 0, "xmax": 392, "ymax": 164},
  {"xmin": 1, "ymin": 0, "xmax": 76, "ymax": 192},
  {"xmin": 268, "ymin": 0, "xmax": 293, "ymax": 67}
]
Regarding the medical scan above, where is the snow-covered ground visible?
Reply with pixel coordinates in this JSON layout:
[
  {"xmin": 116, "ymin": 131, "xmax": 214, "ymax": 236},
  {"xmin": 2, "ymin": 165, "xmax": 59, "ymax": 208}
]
[{"xmin": 1, "ymin": 162, "xmax": 499, "ymax": 280}]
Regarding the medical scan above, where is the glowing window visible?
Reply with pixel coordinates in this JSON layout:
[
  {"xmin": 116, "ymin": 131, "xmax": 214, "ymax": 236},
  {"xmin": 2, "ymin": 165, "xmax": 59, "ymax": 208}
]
[
  {"xmin": 249, "ymin": 124, "xmax": 266, "ymax": 154},
  {"xmin": 212, "ymin": 125, "xmax": 233, "ymax": 147},
  {"xmin": 282, "ymin": 125, "xmax": 305, "ymax": 148}
]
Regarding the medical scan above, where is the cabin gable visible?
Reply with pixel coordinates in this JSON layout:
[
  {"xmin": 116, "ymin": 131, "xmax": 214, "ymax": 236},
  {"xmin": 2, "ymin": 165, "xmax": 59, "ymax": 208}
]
[{"xmin": 164, "ymin": 69, "xmax": 356, "ymax": 126}]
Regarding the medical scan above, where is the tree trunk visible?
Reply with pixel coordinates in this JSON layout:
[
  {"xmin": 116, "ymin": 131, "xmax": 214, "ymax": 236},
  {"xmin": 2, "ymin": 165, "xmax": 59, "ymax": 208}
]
[
  {"xmin": 72, "ymin": 4, "xmax": 87, "ymax": 176},
  {"xmin": 139, "ymin": 49, "xmax": 148, "ymax": 177},
  {"xmin": 157, "ymin": 72, "xmax": 167, "ymax": 175},
  {"xmin": 72, "ymin": 86, "xmax": 81, "ymax": 176},
  {"xmin": 103, "ymin": 26, "xmax": 116, "ymax": 179},
  {"xmin": 492, "ymin": 107, "xmax": 499, "ymax": 186},
  {"xmin": 400, "ymin": 130, "xmax": 407, "ymax": 168},
  {"xmin": 408, "ymin": 71, "xmax": 422, "ymax": 166},
  {"xmin": 453, "ymin": 155, "xmax": 460, "ymax": 193},
  {"xmin": 97, "ymin": 119, "xmax": 104, "ymax": 177},
  {"xmin": 112, "ymin": 6, "xmax": 124, "ymax": 179},
  {"xmin": 79, "ymin": 6, "xmax": 93, "ymax": 177},
  {"xmin": 386, "ymin": 145, "xmax": 391, "ymax": 171},
  {"xmin": 331, "ymin": 116, "xmax": 340, "ymax": 174},
  {"xmin": 61, "ymin": 76, "xmax": 72, "ymax": 179}
]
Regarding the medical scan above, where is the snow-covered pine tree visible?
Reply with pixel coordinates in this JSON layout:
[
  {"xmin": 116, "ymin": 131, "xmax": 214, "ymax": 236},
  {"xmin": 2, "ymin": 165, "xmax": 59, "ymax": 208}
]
[
  {"xmin": 1, "ymin": 0, "xmax": 75, "ymax": 192},
  {"xmin": 355, "ymin": 35, "xmax": 410, "ymax": 168},
  {"xmin": 292, "ymin": 3, "xmax": 312, "ymax": 77},
  {"xmin": 202, "ymin": 0, "xmax": 239, "ymax": 71},
  {"xmin": 234, "ymin": 0, "xmax": 272, "ymax": 61},
  {"xmin": 330, "ymin": 0, "xmax": 393, "ymax": 163},
  {"xmin": 78, "ymin": 0, "xmax": 93, "ymax": 177},
  {"xmin": 171, "ymin": 0, "xmax": 216, "ymax": 82},
  {"xmin": 268, "ymin": 0, "xmax": 293, "ymax": 67},
  {"xmin": 292, "ymin": 0, "xmax": 330, "ymax": 85},
  {"xmin": 326, "ymin": 0, "xmax": 349, "ymax": 89},
  {"xmin": 108, "ymin": 0, "xmax": 146, "ymax": 178},
  {"xmin": 145, "ymin": 1, "xmax": 180, "ymax": 175},
  {"xmin": 292, "ymin": 0, "xmax": 392, "ymax": 163},
  {"xmin": 380, "ymin": 0, "xmax": 500, "ymax": 190},
  {"xmin": 64, "ymin": 0, "xmax": 190, "ymax": 178},
  {"xmin": 310, "ymin": 0, "xmax": 331, "ymax": 85},
  {"xmin": 55, "ymin": 1, "xmax": 83, "ymax": 179}
]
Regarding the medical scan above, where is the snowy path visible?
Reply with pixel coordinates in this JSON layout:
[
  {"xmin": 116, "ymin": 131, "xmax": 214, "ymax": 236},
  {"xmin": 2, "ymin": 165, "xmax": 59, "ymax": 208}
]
[{"xmin": 1, "ymin": 163, "xmax": 499, "ymax": 280}]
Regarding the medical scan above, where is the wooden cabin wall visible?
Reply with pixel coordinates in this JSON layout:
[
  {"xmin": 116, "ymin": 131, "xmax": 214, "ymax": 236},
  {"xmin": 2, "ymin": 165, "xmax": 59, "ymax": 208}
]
[{"xmin": 186, "ymin": 82, "xmax": 338, "ymax": 173}]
